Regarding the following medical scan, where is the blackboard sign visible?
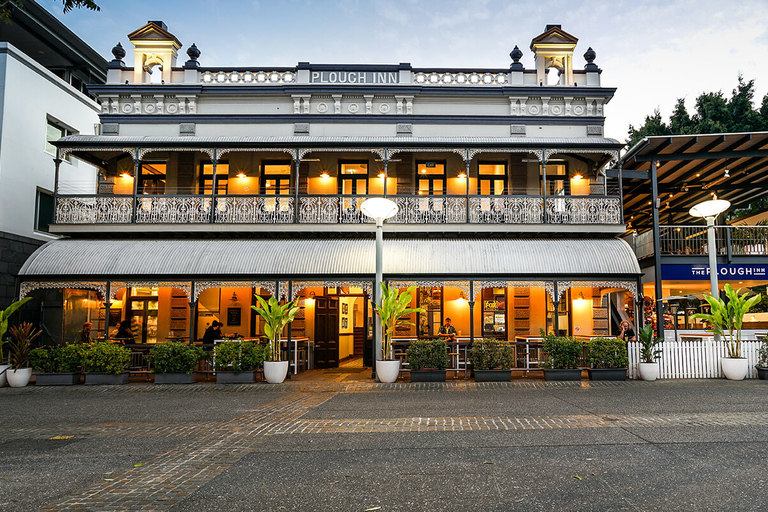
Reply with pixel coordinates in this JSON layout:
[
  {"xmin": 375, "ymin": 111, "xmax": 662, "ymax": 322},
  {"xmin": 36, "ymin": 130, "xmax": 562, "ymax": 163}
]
[{"xmin": 227, "ymin": 307, "xmax": 241, "ymax": 326}]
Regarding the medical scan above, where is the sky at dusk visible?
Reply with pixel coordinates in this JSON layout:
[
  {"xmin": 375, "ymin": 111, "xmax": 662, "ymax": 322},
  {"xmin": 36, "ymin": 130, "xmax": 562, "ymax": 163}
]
[{"xmin": 40, "ymin": 0, "xmax": 768, "ymax": 144}]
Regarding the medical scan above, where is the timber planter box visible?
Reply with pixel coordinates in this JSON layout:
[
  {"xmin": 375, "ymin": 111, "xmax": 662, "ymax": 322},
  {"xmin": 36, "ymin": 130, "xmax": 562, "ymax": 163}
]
[
  {"xmin": 409, "ymin": 369, "xmax": 447, "ymax": 382},
  {"xmin": 35, "ymin": 372, "xmax": 80, "ymax": 386},
  {"xmin": 216, "ymin": 371, "xmax": 255, "ymax": 384},
  {"xmin": 84, "ymin": 372, "xmax": 130, "ymax": 385},
  {"xmin": 154, "ymin": 372, "xmax": 197, "ymax": 384},
  {"xmin": 473, "ymin": 369, "xmax": 511, "ymax": 382},
  {"xmin": 543, "ymin": 368, "xmax": 583, "ymax": 381},
  {"xmin": 587, "ymin": 368, "xmax": 628, "ymax": 381}
]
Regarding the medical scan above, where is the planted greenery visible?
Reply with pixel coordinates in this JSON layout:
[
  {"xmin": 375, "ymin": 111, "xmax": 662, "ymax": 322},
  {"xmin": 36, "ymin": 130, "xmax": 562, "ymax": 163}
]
[
  {"xmin": 81, "ymin": 341, "xmax": 131, "ymax": 375},
  {"xmin": 150, "ymin": 342, "xmax": 205, "ymax": 374},
  {"xmin": 8, "ymin": 322, "xmax": 41, "ymax": 370},
  {"xmin": 406, "ymin": 339, "xmax": 448, "ymax": 371},
  {"xmin": 692, "ymin": 283, "xmax": 762, "ymax": 358},
  {"xmin": 213, "ymin": 340, "xmax": 267, "ymax": 374},
  {"xmin": 586, "ymin": 337, "xmax": 629, "ymax": 369},
  {"xmin": 30, "ymin": 344, "xmax": 84, "ymax": 373},
  {"xmin": 638, "ymin": 324, "xmax": 663, "ymax": 364},
  {"xmin": 251, "ymin": 296, "xmax": 300, "ymax": 362},
  {"xmin": 470, "ymin": 338, "xmax": 514, "ymax": 370},
  {"xmin": 372, "ymin": 284, "xmax": 424, "ymax": 361},
  {"xmin": 542, "ymin": 332, "xmax": 581, "ymax": 369},
  {"xmin": 757, "ymin": 337, "xmax": 768, "ymax": 369},
  {"xmin": 0, "ymin": 297, "xmax": 31, "ymax": 361}
]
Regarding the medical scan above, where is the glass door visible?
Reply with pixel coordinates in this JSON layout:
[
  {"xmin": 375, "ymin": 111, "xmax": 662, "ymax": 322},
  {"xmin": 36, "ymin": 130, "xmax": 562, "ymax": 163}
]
[
  {"xmin": 416, "ymin": 161, "xmax": 445, "ymax": 196},
  {"xmin": 129, "ymin": 287, "xmax": 159, "ymax": 344},
  {"xmin": 261, "ymin": 161, "xmax": 292, "ymax": 195},
  {"xmin": 478, "ymin": 162, "xmax": 508, "ymax": 195}
]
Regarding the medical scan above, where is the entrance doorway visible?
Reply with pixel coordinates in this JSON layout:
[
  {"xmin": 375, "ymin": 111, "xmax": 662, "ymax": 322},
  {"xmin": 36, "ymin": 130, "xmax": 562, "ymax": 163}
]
[
  {"xmin": 129, "ymin": 292, "xmax": 159, "ymax": 344},
  {"xmin": 314, "ymin": 295, "xmax": 339, "ymax": 368}
]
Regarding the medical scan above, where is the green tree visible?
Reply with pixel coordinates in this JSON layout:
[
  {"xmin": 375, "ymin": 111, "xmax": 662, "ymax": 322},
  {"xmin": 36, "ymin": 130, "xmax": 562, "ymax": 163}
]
[{"xmin": 1, "ymin": 1, "xmax": 100, "ymax": 22}]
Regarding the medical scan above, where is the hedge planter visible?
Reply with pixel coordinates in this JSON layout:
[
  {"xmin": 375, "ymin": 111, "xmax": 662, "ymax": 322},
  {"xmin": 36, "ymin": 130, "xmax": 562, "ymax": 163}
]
[
  {"xmin": 543, "ymin": 368, "xmax": 582, "ymax": 381},
  {"xmin": 474, "ymin": 369, "xmax": 511, "ymax": 382},
  {"xmin": 216, "ymin": 371, "xmax": 255, "ymax": 384},
  {"xmin": 85, "ymin": 372, "xmax": 130, "ymax": 385},
  {"xmin": 588, "ymin": 368, "xmax": 627, "ymax": 381},
  {"xmin": 410, "ymin": 369, "xmax": 446, "ymax": 382},
  {"xmin": 757, "ymin": 367, "xmax": 768, "ymax": 380},
  {"xmin": 154, "ymin": 372, "xmax": 197, "ymax": 384},
  {"xmin": 35, "ymin": 372, "xmax": 80, "ymax": 386}
]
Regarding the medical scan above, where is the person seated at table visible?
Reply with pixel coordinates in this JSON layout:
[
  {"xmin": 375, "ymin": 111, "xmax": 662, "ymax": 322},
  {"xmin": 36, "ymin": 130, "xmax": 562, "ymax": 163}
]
[
  {"xmin": 438, "ymin": 317, "xmax": 457, "ymax": 341},
  {"xmin": 75, "ymin": 322, "xmax": 92, "ymax": 344},
  {"xmin": 113, "ymin": 320, "xmax": 134, "ymax": 344},
  {"xmin": 202, "ymin": 320, "xmax": 222, "ymax": 346},
  {"xmin": 618, "ymin": 320, "xmax": 636, "ymax": 342}
]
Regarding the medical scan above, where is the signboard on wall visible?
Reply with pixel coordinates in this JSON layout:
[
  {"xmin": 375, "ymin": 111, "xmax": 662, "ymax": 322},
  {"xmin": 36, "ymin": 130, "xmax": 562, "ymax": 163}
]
[{"xmin": 661, "ymin": 264, "xmax": 768, "ymax": 280}]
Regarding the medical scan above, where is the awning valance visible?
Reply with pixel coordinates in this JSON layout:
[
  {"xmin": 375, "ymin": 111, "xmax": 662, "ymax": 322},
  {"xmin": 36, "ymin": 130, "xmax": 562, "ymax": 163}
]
[{"xmin": 19, "ymin": 238, "xmax": 640, "ymax": 279}]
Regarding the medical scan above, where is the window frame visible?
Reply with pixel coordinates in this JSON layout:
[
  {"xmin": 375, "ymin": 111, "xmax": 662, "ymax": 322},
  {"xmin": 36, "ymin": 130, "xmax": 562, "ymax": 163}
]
[
  {"xmin": 35, "ymin": 187, "xmax": 55, "ymax": 233},
  {"xmin": 260, "ymin": 160, "xmax": 292, "ymax": 195},
  {"xmin": 338, "ymin": 160, "xmax": 370, "ymax": 195},
  {"xmin": 477, "ymin": 161, "xmax": 509, "ymax": 195},
  {"xmin": 415, "ymin": 160, "xmax": 447, "ymax": 196}
]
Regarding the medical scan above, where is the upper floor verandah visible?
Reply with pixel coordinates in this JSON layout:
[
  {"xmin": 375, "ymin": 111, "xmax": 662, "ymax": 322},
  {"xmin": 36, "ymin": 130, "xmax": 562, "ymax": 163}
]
[{"xmin": 50, "ymin": 135, "xmax": 624, "ymax": 234}]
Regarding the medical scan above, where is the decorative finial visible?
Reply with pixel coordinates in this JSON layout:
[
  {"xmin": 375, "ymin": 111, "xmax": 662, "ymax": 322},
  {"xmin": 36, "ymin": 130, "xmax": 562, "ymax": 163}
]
[
  {"xmin": 584, "ymin": 47, "xmax": 598, "ymax": 70},
  {"xmin": 509, "ymin": 45, "xmax": 524, "ymax": 71},
  {"xmin": 187, "ymin": 43, "xmax": 200, "ymax": 61},
  {"xmin": 111, "ymin": 42, "xmax": 126, "ymax": 61}
]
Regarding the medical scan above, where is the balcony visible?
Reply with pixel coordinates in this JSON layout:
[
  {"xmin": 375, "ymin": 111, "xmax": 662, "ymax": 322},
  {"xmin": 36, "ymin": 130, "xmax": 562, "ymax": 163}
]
[
  {"xmin": 629, "ymin": 225, "xmax": 768, "ymax": 260},
  {"xmin": 53, "ymin": 193, "xmax": 622, "ymax": 228}
]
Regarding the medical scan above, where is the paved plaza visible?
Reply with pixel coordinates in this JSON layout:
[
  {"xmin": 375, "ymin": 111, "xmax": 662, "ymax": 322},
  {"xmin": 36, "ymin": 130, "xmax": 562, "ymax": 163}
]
[{"xmin": 1, "ymin": 377, "xmax": 767, "ymax": 511}]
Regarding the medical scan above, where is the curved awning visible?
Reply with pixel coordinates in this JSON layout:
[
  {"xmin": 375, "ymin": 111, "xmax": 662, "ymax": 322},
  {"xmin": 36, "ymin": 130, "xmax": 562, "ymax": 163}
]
[{"xmin": 19, "ymin": 238, "xmax": 640, "ymax": 279}]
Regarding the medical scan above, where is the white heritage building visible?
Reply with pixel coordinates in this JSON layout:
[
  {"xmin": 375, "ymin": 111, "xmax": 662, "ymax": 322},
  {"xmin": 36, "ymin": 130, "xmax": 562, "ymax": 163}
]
[{"xmin": 19, "ymin": 22, "xmax": 641, "ymax": 368}]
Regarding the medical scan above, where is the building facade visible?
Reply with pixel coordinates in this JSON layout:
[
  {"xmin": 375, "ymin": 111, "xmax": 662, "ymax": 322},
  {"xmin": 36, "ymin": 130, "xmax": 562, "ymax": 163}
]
[{"xmin": 18, "ymin": 22, "xmax": 641, "ymax": 365}]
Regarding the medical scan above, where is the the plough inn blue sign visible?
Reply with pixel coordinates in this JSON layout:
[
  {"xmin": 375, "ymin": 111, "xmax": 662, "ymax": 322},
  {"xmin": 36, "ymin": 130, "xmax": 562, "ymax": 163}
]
[{"xmin": 662, "ymin": 264, "xmax": 768, "ymax": 280}]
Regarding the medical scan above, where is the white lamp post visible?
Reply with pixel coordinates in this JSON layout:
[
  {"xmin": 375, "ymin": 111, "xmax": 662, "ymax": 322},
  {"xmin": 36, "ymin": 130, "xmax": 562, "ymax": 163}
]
[
  {"xmin": 360, "ymin": 197, "xmax": 399, "ymax": 374},
  {"xmin": 689, "ymin": 199, "xmax": 730, "ymax": 301}
]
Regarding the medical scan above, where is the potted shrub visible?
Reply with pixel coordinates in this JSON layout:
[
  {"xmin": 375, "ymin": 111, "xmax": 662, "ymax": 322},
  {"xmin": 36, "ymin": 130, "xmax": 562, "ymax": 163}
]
[
  {"xmin": 756, "ymin": 337, "xmax": 768, "ymax": 380},
  {"xmin": 150, "ymin": 342, "xmax": 206, "ymax": 384},
  {"xmin": 406, "ymin": 338, "xmax": 448, "ymax": 382},
  {"xmin": 542, "ymin": 333, "xmax": 582, "ymax": 381},
  {"xmin": 586, "ymin": 337, "xmax": 629, "ymax": 381},
  {"xmin": 30, "ymin": 344, "xmax": 84, "ymax": 386},
  {"xmin": 692, "ymin": 284, "xmax": 762, "ymax": 380},
  {"xmin": 372, "ymin": 283, "xmax": 424, "ymax": 383},
  {"xmin": 637, "ymin": 324, "xmax": 662, "ymax": 381},
  {"xmin": 213, "ymin": 340, "xmax": 265, "ymax": 384},
  {"xmin": 251, "ymin": 295, "xmax": 300, "ymax": 384},
  {"xmin": 82, "ymin": 341, "xmax": 131, "ymax": 385},
  {"xmin": 6, "ymin": 322, "xmax": 41, "ymax": 387},
  {"xmin": 0, "ymin": 297, "xmax": 31, "ymax": 387},
  {"xmin": 470, "ymin": 338, "xmax": 513, "ymax": 382}
]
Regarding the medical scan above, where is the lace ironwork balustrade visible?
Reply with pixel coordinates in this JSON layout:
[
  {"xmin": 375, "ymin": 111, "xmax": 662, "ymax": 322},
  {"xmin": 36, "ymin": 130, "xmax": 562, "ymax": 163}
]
[
  {"xmin": 299, "ymin": 196, "xmax": 374, "ymax": 224},
  {"xmin": 55, "ymin": 196, "xmax": 133, "ymax": 224},
  {"xmin": 215, "ymin": 196, "xmax": 294, "ymax": 224},
  {"xmin": 135, "ymin": 196, "xmax": 211, "ymax": 224},
  {"xmin": 389, "ymin": 196, "xmax": 466, "ymax": 224},
  {"xmin": 469, "ymin": 196, "xmax": 544, "ymax": 224},
  {"xmin": 545, "ymin": 197, "xmax": 621, "ymax": 224}
]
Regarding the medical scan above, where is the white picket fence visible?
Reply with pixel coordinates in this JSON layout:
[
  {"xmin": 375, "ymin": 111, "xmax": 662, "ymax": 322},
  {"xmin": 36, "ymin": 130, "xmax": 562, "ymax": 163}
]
[{"xmin": 628, "ymin": 337, "xmax": 763, "ymax": 379}]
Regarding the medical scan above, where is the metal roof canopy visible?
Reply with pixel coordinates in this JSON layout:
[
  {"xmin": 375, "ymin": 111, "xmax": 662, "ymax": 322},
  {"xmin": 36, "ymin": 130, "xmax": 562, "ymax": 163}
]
[
  {"xmin": 619, "ymin": 132, "xmax": 768, "ymax": 228},
  {"xmin": 19, "ymin": 238, "xmax": 641, "ymax": 280}
]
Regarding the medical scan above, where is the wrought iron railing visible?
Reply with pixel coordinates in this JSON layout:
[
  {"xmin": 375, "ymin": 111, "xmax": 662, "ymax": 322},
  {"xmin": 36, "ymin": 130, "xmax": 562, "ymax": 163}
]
[
  {"xmin": 54, "ymin": 194, "xmax": 623, "ymax": 226},
  {"xmin": 629, "ymin": 225, "xmax": 768, "ymax": 258}
]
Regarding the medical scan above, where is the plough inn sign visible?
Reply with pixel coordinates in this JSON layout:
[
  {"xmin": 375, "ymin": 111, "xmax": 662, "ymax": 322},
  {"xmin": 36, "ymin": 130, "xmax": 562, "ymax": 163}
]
[{"xmin": 662, "ymin": 264, "xmax": 768, "ymax": 280}]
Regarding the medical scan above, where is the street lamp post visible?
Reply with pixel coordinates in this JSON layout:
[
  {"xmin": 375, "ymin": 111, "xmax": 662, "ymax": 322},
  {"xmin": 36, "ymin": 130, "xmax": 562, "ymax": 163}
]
[
  {"xmin": 689, "ymin": 199, "xmax": 730, "ymax": 301},
  {"xmin": 360, "ymin": 197, "xmax": 399, "ymax": 378}
]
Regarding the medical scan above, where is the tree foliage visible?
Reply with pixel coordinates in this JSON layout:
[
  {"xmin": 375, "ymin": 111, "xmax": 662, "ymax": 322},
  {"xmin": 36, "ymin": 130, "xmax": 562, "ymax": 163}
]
[
  {"xmin": 627, "ymin": 76, "xmax": 768, "ymax": 147},
  {"xmin": 1, "ymin": 1, "xmax": 100, "ymax": 23}
]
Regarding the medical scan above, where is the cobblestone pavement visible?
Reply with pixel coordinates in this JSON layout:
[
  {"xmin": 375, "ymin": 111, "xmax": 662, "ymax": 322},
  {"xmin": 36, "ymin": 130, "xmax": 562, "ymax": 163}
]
[{"xmin": 1, "ymin": 379, "xmax": 767, "ymax": 511}]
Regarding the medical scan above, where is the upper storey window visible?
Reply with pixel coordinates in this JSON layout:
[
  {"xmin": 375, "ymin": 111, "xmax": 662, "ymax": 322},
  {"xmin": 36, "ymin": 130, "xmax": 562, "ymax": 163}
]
[
  {"xmin": 139, "ymin": 162, "xmax": 167, "ymax": 195},
  {"xmin": 339, "ymin": 162, "xmax": 368, "ymax": 195},
  {"xmin": 478, "ymin": 163, "xmax": 507, "ymax": 195},
  {"xmin": 261, "ymin": 162, "xmax": 291, "ymax": 195},
  {"xmin": 46, "ymin": 118, "xmax": 74, "ymax": 161},
  {"xmin": 417, "ymin": 161, "xmax": 445, "ymax": 195}
]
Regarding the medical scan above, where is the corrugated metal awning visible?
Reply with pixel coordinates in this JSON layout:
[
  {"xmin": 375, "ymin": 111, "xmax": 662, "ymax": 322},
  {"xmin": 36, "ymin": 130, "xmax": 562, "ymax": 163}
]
[{"xmin": 19, "ymin": 238, "xmax": 640, "ymax": 279}]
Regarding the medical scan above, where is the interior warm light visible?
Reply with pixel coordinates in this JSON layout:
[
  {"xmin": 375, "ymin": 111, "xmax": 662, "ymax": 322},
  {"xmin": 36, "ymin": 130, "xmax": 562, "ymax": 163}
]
[
  {"xmin": 120, "ymin": 173, "xmax": 132, "ymax": 179},
  {"xmin": 458, "ymin": 172, "xmax": 467, "ymax": 179},
  {"xmin": 236, "ymin": 173, "xmax": 246, "ymax": 179},
  {"xmin": 572, "ymin": 174, "xmax": 583, "ymax": 180},
  {"xmin": 320, "ymin": 172, "xmax": 330, "ymax": 179},
  {"xmin": 265, "ymin": 183, "xmax": 271, "ymax": 187},
  {"xmin": 377, "ymin": 172, "xmax": 385, "ymax": 179},
  {"xmin": 420, "ymin": 169, "xmax": 426, "ymax": 174}
]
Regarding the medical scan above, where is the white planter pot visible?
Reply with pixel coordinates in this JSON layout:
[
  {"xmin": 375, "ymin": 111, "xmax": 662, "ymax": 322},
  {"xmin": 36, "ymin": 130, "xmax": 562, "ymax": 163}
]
[
  {"xmin": 638, "ymin": 362, "xmax": 659, "ymax": 381},
  {"xmin": 263, "ymin": 360, "xmax": 289, "ymax": 384},
  {"xmin": 376, "ymin": 360, "xmax": 401, "ymax": 383},
  {"xmin": 7, "ymin": 368, "xmax": 32, "ymax": 388},
  {"xmin": 0, "ymin": 364, "xmax": 10, "ymax": 387},
  {"xmin": 721, "ymin": 357, "xmax": 748, "ymax": 380}
]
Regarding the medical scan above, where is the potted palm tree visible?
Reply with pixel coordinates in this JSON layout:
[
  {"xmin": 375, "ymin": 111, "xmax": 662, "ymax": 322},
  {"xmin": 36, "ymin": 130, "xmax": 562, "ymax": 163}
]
[
  {"xmin": 637, "ymin": 324, "xmax": 662, "ymax": 381},
  {"xmin": 372, "ymin": 283, "xmax": 423, "ymax": 383},
  {"xmin": 542, "ymin": 332, "xmax": 583, "ymax": 381},
  {"xmin": 0, "ymin": 297, "xmax": 31, "ymax": 387},
  {"xmin": 6, "ymin": 322, "xmax": 41, "ymax": 387},
  {"xmin": 586, "ymin": 337, "xmax": 629, "ymax": 381},
  {"xmin": 692, "ymin": 284, "xmax": 761, "ymax": 380},
  {"xmin": 470, "ymin": 338, "xmax": 514, "ymax": 382},
  {"xmin": 756, "ymin": 337, "xmax": 768, "ymax": 380},
  {"xmin": 251, "ymin": 295, "xmax": 300, "ymax": 384}
]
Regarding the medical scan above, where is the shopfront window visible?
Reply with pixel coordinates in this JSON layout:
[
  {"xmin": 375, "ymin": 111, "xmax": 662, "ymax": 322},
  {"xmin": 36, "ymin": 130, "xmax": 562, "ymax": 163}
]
[{"xmin": 417, "ymin": 286, "xmax": 443, "ymax": 337}]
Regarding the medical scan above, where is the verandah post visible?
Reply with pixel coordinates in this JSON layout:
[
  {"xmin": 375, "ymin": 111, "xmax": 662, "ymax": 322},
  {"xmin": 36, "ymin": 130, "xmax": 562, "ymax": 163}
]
[
  {"xmin": 286, "ymin": 281, "xmax": 292, "ymax": 379},
  {"xmin": 131, "ymin": 148, "xmax": 140, "ymax": 223},
  {"xmin": 210, "ymin": 149, "xmax": 218, "ymax": 223},
  {"xmin": 188, "ymin": 282, "xmax": 196, "ymax": 345},
  {"xmin": 104, "ymin": 281, "xmax": 111, "ymax": 339}
]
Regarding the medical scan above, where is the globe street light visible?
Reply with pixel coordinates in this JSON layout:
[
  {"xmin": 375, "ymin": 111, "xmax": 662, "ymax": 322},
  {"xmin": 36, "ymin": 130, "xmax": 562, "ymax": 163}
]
[
  {"xmin": 360, "ymin": 197, "xmax": 399, "ymax": 377},
  {"xmin": 689, "ymin": 199, "xmax": 730, "ymax": 300}
]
